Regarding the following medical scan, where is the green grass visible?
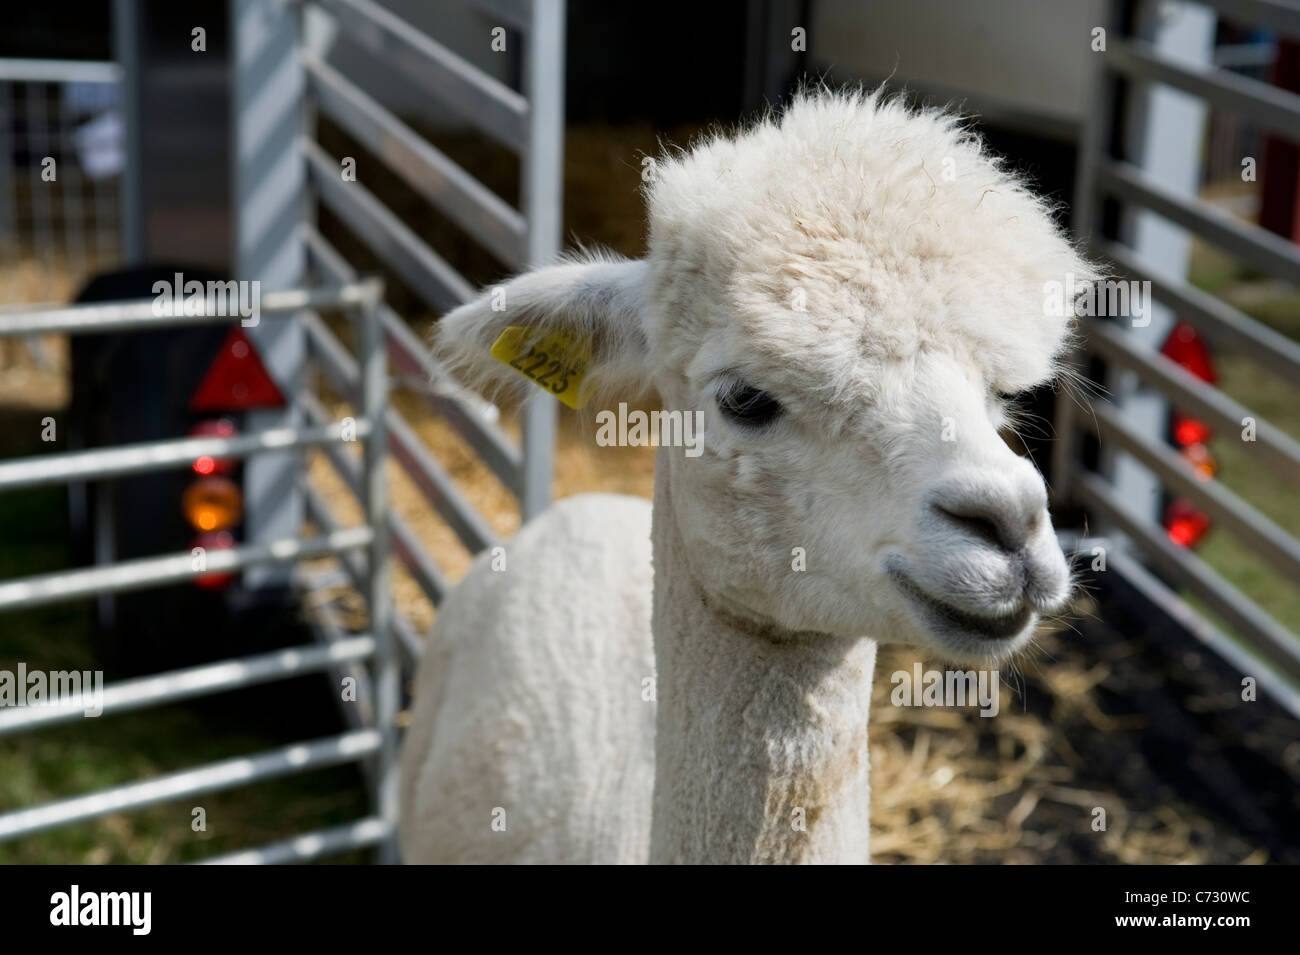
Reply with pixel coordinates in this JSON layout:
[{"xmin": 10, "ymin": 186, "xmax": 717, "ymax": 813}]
[{"xmin": 0, "ymin": 417, "xmax": 369, "ymax": 864}]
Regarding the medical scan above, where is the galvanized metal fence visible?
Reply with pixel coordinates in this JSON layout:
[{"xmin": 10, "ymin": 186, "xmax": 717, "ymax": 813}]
[
  {"xmin": 294, "ymin": 0, "xmax": 560, "ymax": 655},
  {"xmin": 0, "ymin": 280, "xmax": 403, "ymax": 864},
  {"xmin": 302, "ymin": 0, "xmax": 564, "ymax": 525},
  {"xmin": 0, "ymin": 57, "xmax": 123, "ymax": 292},
  {"xmin": 0, "ymin": 0, "xmax": 566, "ymax": 864},
  {"xmin": 1060, "ymin": 0, "xmax": 1300, "ymax": 716}
]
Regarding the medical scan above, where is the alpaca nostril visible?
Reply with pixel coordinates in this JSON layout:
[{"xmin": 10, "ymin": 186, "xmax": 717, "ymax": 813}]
[
  {"xmin": 931, "ymin": 497, "xmax": 1037, "ymax": 552},
  {"xmin": 936, "ymin": 506, "xmax": 1005, "ymax": 549},
  {"xmin": 927, "ymin": 470, "xmax": 1051, "ymax": 554}
]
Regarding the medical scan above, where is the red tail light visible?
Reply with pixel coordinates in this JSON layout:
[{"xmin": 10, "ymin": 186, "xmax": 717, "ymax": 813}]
[
  {"xmin": 190, "ymin": 327, "xmax": 285, "ymax": 412},
  {"xmin": 1172, "ymin": 414, "xmax": 1211, "ymax": 448},
  {"xmin": 189, "ymin": 418, "xmax": 237, "ymax": 475},
  {"xmin": 1161, "ymin": 322, "xmax": 1218, "ymax": 548},
  {"xmin": 1164, "ymin": 499, "xmax": 1211, "ymax": 548},
  {"xmin": 1163, "ymin": 323, "xmax": 1217, "ymax": 448},
  {"xmin": 186, "ymin": 417, "xmax": 242, "ymax": 587}
]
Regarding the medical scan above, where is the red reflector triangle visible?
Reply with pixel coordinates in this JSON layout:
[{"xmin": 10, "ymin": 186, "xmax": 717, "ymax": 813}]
[
  {"xmin": 190, "ymin": 327, "xmax": 285, "ymax": 411},
  {"xmin": 1159, "ymin": 321, "xmax": 1217, "ymax": 384}
]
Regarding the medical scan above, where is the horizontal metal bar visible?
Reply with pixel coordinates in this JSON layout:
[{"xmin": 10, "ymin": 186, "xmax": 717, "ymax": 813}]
[
  {"xmin": 302, "ymin": 309, "xmax": 362, "ymax": 403},
  {"xmin": 305, "ymin": 140, "xmax": 475, "ymax": 312},
  {"xmin": 0, "ymin": 421, "xmax": 369, "ymax": 492},
  {"xmin": 0, "ymin": 58, "xmax": 121, "ymax": 84},
  {"xmin": 1093, "ymin": 239, "xmax": 1300, "ymax": 383},
  {"xmin": 1083, "ymin": 318, "xmax": 1300, "ymax": 486},
  {"xmin": 302, "ymin": 313, "xmax": 512, "ymax": 544},
  {"xmin": 1103, "ymin": 542, "xmax": 1300, "ymax": 720},
  {"xmin": 1094, "ymin": 160, "xmax": 1300, "ymax": 288},
  {"xmin": 314, "ymin": 0, "xmax": 528, "ymax": 151},
  {"xmin": 1109, "ymin": 39, "xmax": 1300, "ymax": 142},
  {"xmin": 382, "ymin": 311, "xmax": 525, "ymax": 494},
  {"xmin": 296, "ymin": 569, "xmax": 375, "ymax": 734},
  {"xmin": 1203, "ymin": 0, "xmax": 1300, "ymax": 38},
  {"xmin": 301, "ymin": 478, "xmax": 430, "ymax": 662},
  {"xmin": 195, "ymin": 817, "xmax": 392, "ymax": 864},
  {"xmin": 304, "ymin": 298, "xmax": 522, "ymax": 504},
  {"xmin": 387, "ymin": 410, "xmax": 500, "ymax": 554},
  {"xmin": 300, "ymin": 395, "xmax": 453, "ymax": 604},
  {"xmin": 301, "ymin": 479, "xmax": 368, "ymax": 578},
  {"xmin": 387, "ymin": 508, "xmax": 451, "ymax": 609},
  {"xmin": 300, "ymin": 227, "xmax": 523, "ymax": 490},
  {"xmin": 1083, "ymin": 400, "xmax": 1300, "ymax": 584},
  {"xmin": 0, "ymin": 730, "xmax": 380, "ymax": 842},
  {"xmin": 300, "ymin": 391, "xmax": 365, "ymax": 499},
  {"xmin": 1060, "ymin": 533, "xmax": 1300, "ymax": 718},
  {"xmin": 0, "ymin": 526, "xmax": 372, "ymax": 613},
  {"xmin": 1075, "ymin": 473, "xmax": 1300, "ymax": 681},
  {"xmin": 0, "ymin": 282, "xmax": 375, "ymax": 337},
  {"xmin": 296, "ymin": 566, "xmax": 354, "ymax": 591},
  {"xmin": 303, "ymin": 52, "xmax": 527, "ymax": 268},
  {"xmin": 0, "ymin": 637, "xmax": 375, "ymax": 737}
]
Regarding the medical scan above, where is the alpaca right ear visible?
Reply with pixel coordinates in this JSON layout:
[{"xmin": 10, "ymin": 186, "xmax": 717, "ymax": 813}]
[{"xmin": 432, "ymin": 254, "xmax": 651, "ymax": 407}]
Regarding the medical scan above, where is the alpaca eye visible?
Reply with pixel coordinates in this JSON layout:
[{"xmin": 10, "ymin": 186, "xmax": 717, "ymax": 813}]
[
  {"xmin": 994, "ymin": 390, "xmax": 1018, "ymax": 403},
  {"xmin": 718, "ymin": 383, "xmax": 782, "ymax": 427}
]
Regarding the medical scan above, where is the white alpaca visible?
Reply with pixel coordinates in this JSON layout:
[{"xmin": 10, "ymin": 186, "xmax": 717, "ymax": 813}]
[{"xmin": 399, "ymin": 91, "xmax": 1095, "ymax": 864}]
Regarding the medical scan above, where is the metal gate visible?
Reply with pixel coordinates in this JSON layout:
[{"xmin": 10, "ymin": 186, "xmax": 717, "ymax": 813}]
[
  {"xmin": 301, "ymin": 0, "xmax": 564, "ymax": 522},
  {"xmin": 1060, "ymin": 0, "xmax": 1300, "ymax": 716},
  {"xmin": 294, "ymin": 0, "xmax": 565, "ymax": 655},
  {"xmin": 0, "ymin": 281, "xmax": 401, "ymax": 863},
  {"xmin": 0, "ymin": 0, "xmax": 566, "ymax": 862}
]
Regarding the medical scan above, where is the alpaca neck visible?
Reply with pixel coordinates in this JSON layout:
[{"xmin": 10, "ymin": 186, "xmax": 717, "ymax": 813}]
[{"xmin": 648, "ymin": 457, "xmax": 877, "ymax": 864}]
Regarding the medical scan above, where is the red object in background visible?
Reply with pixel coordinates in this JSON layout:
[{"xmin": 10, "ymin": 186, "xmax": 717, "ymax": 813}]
[
  {"xmin": 1162, "ymin": 322, "xmax": 1217, "ymax": 456},
  {"xmin": 1173, "ymin": 415, "xmax": 1212, "ymax": 448},
  {"xmin": 191, "ymin": 530, "xmax": 237, "ymax": 589},
  {"xmin": 1165, "ymin": 499, "xmax": 1212, "ymax": 549},
  {"xmin": 1161, "ymin": 322, "xmax": 1218, "ymax": 545},
  {"xmin": 189, "ymin": 418, "xmax": 237, "ymax": 475},
  {"xmin": 189, "ymin": 327, "xmax": 285, "ymax": 411},
  {"xmin": 1160, "ymin": 322, "xmax": 1218, "ymax": 384}
]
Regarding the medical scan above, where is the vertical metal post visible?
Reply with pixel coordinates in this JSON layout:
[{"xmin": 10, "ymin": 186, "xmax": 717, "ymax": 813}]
[
  {"xmin": 1056, "ymin": 0, "xmax": 1121, "ymax": 510},
  {"xmin": 1070, "ymin": 0, "xmax": 1118, "ymax": 260},
  {"xmin": 519, "ymin": 0, "xmax": 566, "ymax": 522},
  {"xmin": 358, "ymin": 277, "xmax": 398, "ymax": 864},
  {"xmin": 111, "ymin": 0, "xmax": 141, "ymax": 266},
  {"xmin": 234, "ymin": 0, "xmax": 307, "ymax": 588},
  {"xmin": 1104, "ymin": 0, "xmax": 1216, "ymax": 523}
]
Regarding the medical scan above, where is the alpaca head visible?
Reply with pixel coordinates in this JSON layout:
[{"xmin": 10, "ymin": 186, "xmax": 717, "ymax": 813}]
[{"xmin": 436, "ymin": 90, "xmax": 1096, "ymax": 664}]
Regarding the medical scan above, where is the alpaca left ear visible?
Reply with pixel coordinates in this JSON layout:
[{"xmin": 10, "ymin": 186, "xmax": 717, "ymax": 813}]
[{"xmin": 432, "ymin": 254, "xmax": 651, "ymax": 405}]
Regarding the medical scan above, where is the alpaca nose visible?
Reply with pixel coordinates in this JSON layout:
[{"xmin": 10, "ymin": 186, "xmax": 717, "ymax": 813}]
[{"xmin": 928, "ymin": 470, "xmax": 1047, "ymax": 553}]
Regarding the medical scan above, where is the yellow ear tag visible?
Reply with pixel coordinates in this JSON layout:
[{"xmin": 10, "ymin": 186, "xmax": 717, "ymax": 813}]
[{"xmin": 489, "ymin": 326, "xmax": 593, "ymax": 410}]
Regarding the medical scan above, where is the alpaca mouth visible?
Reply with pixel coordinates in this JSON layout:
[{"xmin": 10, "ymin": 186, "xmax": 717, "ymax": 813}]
[{"xmin": 889, "ymin": 568, "xmax": 1034, "ymax": 642}]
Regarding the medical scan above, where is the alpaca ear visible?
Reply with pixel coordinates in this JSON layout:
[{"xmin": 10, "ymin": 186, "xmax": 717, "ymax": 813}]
[{"xmin": 432, "ymin": 255, "xmax": 651, "ymax": 406}]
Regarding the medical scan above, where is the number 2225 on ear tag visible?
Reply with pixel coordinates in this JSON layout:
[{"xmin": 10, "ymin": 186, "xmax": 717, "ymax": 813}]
[{"xmin": 490, "ymin": 326, "xmax": 592, "ymax": 410}]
